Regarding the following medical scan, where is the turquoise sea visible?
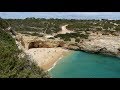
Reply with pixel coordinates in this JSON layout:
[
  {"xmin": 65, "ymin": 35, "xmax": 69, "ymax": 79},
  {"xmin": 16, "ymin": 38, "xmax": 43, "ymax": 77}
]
[{"xmin": 49, "ymin": 51, "xmax": 120, "ymax": 78}]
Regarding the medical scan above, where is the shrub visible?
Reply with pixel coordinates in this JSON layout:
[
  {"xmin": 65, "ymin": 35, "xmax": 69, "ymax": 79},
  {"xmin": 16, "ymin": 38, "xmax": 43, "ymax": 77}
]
[
  {"xmin": 0, "ymin": 30, "xmax": 50, "ymax": 78},
  {"xmin": 75, "ymin": 38, "xmax": 80, "ymax": 43},
  {"xmin": 48, "ymin": 37, "xmax": 55, "ymax": 39}
]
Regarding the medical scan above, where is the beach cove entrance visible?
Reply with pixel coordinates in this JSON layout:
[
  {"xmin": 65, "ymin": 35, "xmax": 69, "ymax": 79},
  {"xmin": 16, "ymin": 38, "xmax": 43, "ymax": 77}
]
[{"xmin": 49, "ymin": 51, "xmax": 120, "ymax": 78}]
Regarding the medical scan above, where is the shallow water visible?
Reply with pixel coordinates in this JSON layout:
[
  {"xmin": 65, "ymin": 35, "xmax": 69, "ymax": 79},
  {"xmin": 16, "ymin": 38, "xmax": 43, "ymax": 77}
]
[{"xmin": 49, "ymin": 51, "xmax": 120, "ymax": 78}]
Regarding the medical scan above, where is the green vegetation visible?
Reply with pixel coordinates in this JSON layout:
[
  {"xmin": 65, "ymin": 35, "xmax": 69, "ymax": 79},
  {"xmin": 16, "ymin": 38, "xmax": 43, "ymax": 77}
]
[
  {"xmin": 115, "ymin": 25, "xmax": 120, "ymax": 31},
  {"xmin": 2, "ymin": 17, "xmax": 120, "ymax": 78},
  {"xmin": 19, "ymin": 31, "xmax": 44, "ymax": 37},
  {"xmin": 54, "ymin": 33, "xmax": 89, "ymax": 41},
  {"xmin": 31, "ymin": 33, "xmax": 43, "ymax": 37},
  {"xmin": 4, "ymin": 18, "xmax": 120, "ymax": 35},
  {"xmin": 1, "ymin": 18, "xmax": 120, "ymax": 77},
  {"xmin": 75, "ymin": 38, "xmax": 80, "ymax": 43},
  {"xmin": 48, "ymin": 37, "xmax": 55, "ymax": 39},
  {"xmin": 6, "ymin": 18, "xmax": 65, "ymax": 34},
  {"xmin": 0, "ymin": 29, "xmax": 49, "ymax": 78},
  {"xmin": 0, "ymin": 18, "xmax": 9, "ymax": 29}
]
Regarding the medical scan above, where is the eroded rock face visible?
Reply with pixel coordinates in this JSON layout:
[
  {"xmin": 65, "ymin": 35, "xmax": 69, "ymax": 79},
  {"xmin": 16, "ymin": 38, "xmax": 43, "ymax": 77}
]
[
  {"xmin": 16, "ymin": 34, "xmax": 65, "ymax": 50},
  {"xmin": 76, "ymin": 33, "xmax": 120, "ymax": 56},
  {"xmin": 15, "ymin": 32, "xmax": 120, "ymax": 57},
  {"xmin": 63, "ymin": 43, "xmax": 80, "ymax": 50}
]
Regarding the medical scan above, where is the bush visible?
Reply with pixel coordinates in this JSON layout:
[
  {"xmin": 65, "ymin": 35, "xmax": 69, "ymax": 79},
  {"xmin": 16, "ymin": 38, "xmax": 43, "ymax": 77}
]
[
  {"xmin": 0, "ymin": 19, "xmax": 9, "ymax": 29},
  {"xmin": 48, "ymin": 37, "xmax": 55, "ymax": 39},
  {"xmin": 0, "ymin": 30, "xmax": 50, "ymax": 78},
  {"xmin": 30, "ymin": 32, "xmax": 38, "ymax": 36},
  {"xmin": 54, "ymin": 33, "xmax": 89, "ymax": 41},
  {"xmin": 75, "ymin": 38, "xmax": 80, "ymax": 43}
]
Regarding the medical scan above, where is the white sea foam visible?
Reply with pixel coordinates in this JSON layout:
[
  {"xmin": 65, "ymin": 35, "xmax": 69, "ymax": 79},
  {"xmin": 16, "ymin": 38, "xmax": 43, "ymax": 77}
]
[{"xmin": 47, "ymin": 56, "xmax": 63, "ymax": 72}]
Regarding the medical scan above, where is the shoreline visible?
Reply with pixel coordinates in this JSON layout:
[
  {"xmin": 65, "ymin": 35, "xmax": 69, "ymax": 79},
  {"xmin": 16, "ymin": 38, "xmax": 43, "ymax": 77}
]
[
  {"xmin": 43, "ymin": 49, "xmax": 74, "ymax": 71},
  {"xmin": 25, "ymin": 47, "xmax": 73, "ymax": 71},
  {"xmin": 25, "ymin": 46, "xmax": 120, "ymax": 73},
  {"xmin": 47, "ymin": 51, "xmax": 74, "ymax": 72},
  {"xmin": 47, "ymin": 56, "xmax": 63, "ymax": 72}
]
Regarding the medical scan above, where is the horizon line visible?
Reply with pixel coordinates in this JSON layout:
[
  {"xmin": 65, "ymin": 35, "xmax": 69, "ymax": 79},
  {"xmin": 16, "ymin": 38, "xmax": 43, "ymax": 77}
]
[{"xmin": 1, "ymin": 17, "xmax": 120, "ymax": 20}]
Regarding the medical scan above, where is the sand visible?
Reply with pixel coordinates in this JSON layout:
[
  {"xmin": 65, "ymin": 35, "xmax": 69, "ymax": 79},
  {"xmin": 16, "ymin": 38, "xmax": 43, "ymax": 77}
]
[
  {"xmin": 25, "ymin": 47, "xmax": 72, "ymax": 71},
  {"xmin": 57, "ymin": 25, "xmax": 74, "ymax": 34}
]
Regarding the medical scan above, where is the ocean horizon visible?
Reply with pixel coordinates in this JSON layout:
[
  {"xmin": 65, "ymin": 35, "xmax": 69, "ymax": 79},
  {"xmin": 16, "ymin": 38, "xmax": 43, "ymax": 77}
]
[{"xmin": 1, "ymin": 12, "xmax": 120, "ymax": 20}]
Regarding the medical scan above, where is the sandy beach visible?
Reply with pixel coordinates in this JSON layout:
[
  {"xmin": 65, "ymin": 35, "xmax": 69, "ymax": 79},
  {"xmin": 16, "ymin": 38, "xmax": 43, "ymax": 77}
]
[{"xmin": 25, "ymin": 47, "xmax": 72, "ymax": 71}]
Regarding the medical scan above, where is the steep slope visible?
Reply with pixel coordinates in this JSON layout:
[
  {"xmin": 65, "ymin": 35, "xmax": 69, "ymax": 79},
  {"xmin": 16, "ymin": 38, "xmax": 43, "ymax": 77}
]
[{"xmin": 0, "ymin": 29, "xmax": 50, "ymax": 78}]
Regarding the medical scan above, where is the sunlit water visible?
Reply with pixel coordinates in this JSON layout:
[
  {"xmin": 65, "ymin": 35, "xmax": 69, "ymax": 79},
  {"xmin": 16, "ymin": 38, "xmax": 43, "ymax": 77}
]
[{"xmin": 49, "ymin": 51, "xmax": 120, "ymax": 78}]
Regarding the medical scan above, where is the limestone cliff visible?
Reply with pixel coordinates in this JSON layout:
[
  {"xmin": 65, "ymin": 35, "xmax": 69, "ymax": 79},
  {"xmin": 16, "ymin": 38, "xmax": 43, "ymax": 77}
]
[
  {"xmin": 15, "ymin": 33, "xmax": 65, "ymax": 50},
  {"xmin": 76, "ymin": 32, "xmax": 120, "ymax": 57},
  {"xmin": 15, "ymin": 32, "xmax": 120, "ymax": 57}
]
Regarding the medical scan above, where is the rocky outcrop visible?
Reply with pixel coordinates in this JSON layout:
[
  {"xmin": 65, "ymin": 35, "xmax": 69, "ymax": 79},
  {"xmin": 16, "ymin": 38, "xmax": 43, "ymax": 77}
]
[
  {"xmin": 61, "ymin": 31, "xmax": 120, "ymax": 57},
  {"xmin": 63, "ymin": 43, "xmax": 80, "ymax": 50},
  {"xmin": 73, "ymin": 34, "xmax": 120, "ymax": 57},
  {"xmin": 15, "ymin": 32, "xmax": 120, "ymax": 57},
  {"xmin": 15, "ymin": 34, "xmax": 65, "ymax": 50}
]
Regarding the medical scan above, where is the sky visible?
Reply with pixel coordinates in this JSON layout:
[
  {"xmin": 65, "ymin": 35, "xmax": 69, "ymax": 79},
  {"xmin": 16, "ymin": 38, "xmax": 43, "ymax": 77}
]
[{"xmin": 0, "ymin": 12, "xmax": 120, "ymax": 20}]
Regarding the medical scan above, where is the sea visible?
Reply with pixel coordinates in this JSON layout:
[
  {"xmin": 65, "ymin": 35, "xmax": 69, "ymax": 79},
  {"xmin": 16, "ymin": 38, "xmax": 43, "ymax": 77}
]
[{"xmin": 49, "ymin": 51, "xmax": 120, "ymax": 78}]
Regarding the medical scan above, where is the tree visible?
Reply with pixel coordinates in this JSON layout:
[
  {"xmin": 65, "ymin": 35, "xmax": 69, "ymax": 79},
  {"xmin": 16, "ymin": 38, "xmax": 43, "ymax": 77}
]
[
  {"xmin": 0, "ymin": 19, "xmax": 9, "ymax": 29},
  {"xmin": 75, "ymin": 38, "xmax": 80, "ymax": 43},
  {"xmin": 0, "ymin": 30, "xmax": 50, "ymax": 78}
]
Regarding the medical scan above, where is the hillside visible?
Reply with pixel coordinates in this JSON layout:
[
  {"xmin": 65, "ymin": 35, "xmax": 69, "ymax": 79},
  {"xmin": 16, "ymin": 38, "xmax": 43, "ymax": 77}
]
[
  {"xmin": 1, "ymin": 18, "xmax": 120, "ymax": 77},
  {"xmin": 0, "ymin": 29, "xmax": 49, "ymax": 78},
  {"xmin": 5, "ymin": 18, "xmax": 120, "ymax": 33},
  {"xmin": 5, "ymin": 18, "xmax": 120, "ymax": 42}
]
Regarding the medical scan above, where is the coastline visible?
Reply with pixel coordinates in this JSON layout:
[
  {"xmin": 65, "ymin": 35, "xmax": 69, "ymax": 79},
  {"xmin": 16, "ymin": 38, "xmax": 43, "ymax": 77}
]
[
  {"xmin": 25, "ymin": 47, "xmax": 73, "ymax": 71},
  {"xmin": 47, "ymin": 50, "xmax": 74, "ymax": 72},
  {"xmin": 47, "ymin": 55, "xmax": 64, "ymax": 72}
]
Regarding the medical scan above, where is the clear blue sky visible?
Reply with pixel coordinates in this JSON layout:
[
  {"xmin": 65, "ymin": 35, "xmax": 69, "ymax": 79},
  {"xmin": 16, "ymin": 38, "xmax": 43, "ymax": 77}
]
[{"xmin": 0, "ymin": 12, "xmax": 120, "ymax": 20}]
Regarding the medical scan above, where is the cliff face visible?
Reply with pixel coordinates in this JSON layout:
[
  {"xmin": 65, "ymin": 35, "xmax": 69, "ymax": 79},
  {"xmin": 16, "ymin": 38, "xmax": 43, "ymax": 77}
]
[
  {"xmin": 15, "ymin": 34, "xmax": 65, "ymax": 50},
  {"xmin": 75, "ymin": 34, "xmax": 120, "ymax": 56},
  {"xmin": 61, "ymin": 31, "xmax": 120, "ymax": 57},
  {"xmin": 16, "ymin": 32, "xmax": 120, "ymax": 57}
]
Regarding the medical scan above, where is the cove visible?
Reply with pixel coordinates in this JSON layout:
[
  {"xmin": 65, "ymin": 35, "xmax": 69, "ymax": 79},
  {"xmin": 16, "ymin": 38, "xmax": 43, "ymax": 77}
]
[{"xmin": 49, "ymin": 51, "xmax": 120, "ymax": 78}]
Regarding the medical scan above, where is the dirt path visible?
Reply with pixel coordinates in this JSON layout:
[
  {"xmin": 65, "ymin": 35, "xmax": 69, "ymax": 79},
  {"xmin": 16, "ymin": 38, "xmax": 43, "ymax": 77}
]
[{"xmin": 58, "ymin": 24, "xmax": 73, "ymax": 34}]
